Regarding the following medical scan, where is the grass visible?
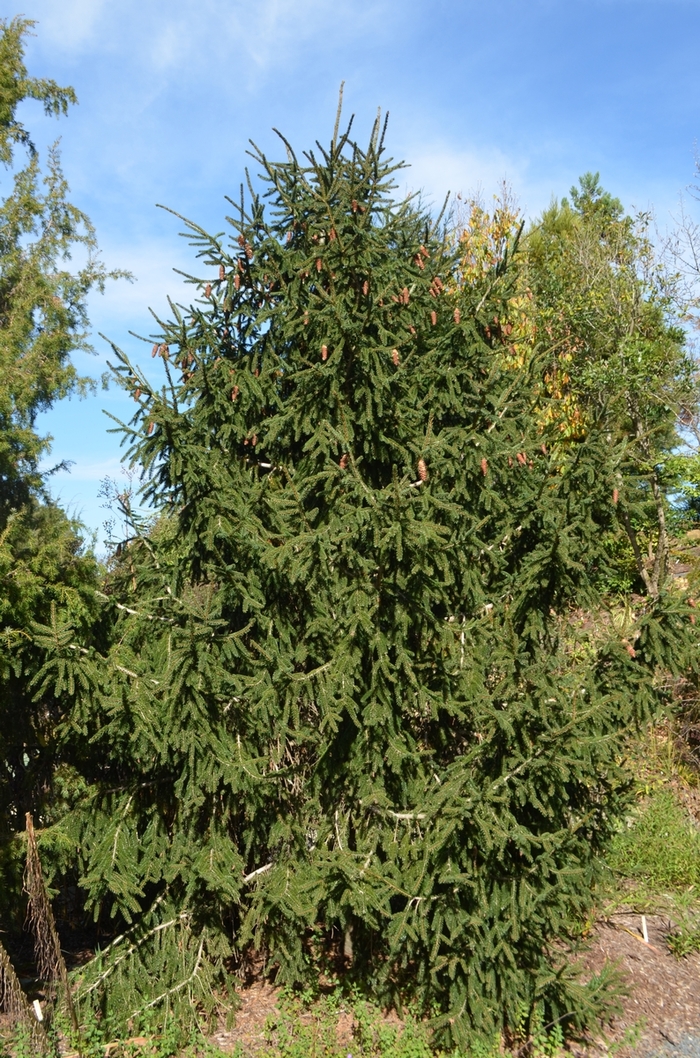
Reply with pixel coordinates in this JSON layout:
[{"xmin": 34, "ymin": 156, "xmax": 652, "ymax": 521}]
[
  {"xmin": 607, "ymin": 789, "xmax": 700, "ymax": 891},
  {"xmin": 603, "ymin": 725, "xmax": 700, "ymax": 959},
  {"xmin": 254, "ymin": 992, "xmax": 459, "ymax": 1058}
]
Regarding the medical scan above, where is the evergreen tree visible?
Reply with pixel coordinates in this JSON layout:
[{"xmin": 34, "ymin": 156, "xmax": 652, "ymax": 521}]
[
  {"xmin": 39, "ymin": 111, "xmax": 697, "ymax": 1044},
  {"xmin": 0, "ymin": 17, "xmax": 120, "ymax": 919}
]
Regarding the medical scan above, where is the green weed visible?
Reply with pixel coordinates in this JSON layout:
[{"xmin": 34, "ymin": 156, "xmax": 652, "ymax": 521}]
[
  {"xmin": 512, "ymin": 1002, "xmax": 567, "ymax": 1058},
  {"xmin": 255, "ymin": 992, "xmax": 475, "ymax": 1058},
  {"xmin": 667, "ymin": 922, "xmax": 700, "ymax": 958}
]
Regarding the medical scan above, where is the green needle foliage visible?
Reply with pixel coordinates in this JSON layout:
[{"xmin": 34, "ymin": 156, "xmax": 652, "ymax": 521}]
[
  {"xmin": 34, "ymin": 108, "xmax": 699, "ymax": 1046},
  {"xmin": 0, "ymin": 16, "xmax": 127, "ymax": 512},
  {"xmin": 0, "ymin": 17, "xmax": 120, "ymax": 923}
]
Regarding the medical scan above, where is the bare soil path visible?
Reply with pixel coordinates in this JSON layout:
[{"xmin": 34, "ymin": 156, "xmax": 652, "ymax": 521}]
[{"xmin": 576, "ymin": 912, "xmax": 699, "ymax": 1057}]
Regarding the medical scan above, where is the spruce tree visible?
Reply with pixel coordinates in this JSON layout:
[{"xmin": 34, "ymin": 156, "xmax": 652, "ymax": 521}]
[{"xmin": 37, "ymin": 108, "xmax": 697, "ymax": 1044}]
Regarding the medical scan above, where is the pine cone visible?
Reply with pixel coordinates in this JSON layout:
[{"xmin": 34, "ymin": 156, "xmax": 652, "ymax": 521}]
[
  {"xmin": 363, "ymin": 279, "xmax": 369, "ymax": 295},
  {"xmin": 219, "ymin": 265, "xmax": 225, "ymax": 280},
  {"xmin": 339, "ymin": 454, "xmax": 348, "ymax": 469},
  {"xmin": 205, "ymin": 283, "xmax": 212, "ymax": 298},
  {"xmin": 151, "ymin": 343, "xmax": 159, "ymax": 357},
  {"xmin": 392, "ymin": 349, "xmax": 399, "ymax": 366},
  {"xmin": 453, "ymin": 308, "xmax": 461, "ymax": 325},
  {"xmin": 231, "ymin": 385, "xmax": 239, "ymax": 401},
  {"xmin": 321, "ymin": 345, "xmax": 328, "ymax": 361},
  {"xmin": 431, "ymin": 310, "xmax": 437, "ymax": 326},
  {"xmin": 481, "ymin": 458, "xmax": 488, "ymax": 476},
  {"xmin": 418, "ymin": 458, "xmax": 428, "ymax": 481}
]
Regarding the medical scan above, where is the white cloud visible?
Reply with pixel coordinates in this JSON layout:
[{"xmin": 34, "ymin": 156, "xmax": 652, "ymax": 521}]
[
  {"xmin": 85, "ymin": 236, "xmax": 198, "ymax": 349},
  {"xmin": 44, "ymin": 456, "xmax": 125, "ymax": 483},
  {"xmin": 26, "ymin": 0, "xmax": 393, "ymax": 89},
  {"xmin": 401, "ymin": 142, "xmax": 528, "ymax": 213},
  {"xmin": 26, "ymin": 0, "xmax": 108, "ymax": 50}
]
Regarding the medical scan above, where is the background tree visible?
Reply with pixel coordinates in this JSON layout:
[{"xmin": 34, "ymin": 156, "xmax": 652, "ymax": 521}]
[
  {"xmin": 660, "ymin": 163, "xmax": 700, "ymax": 538},
  {"xmin": 453, "ymin": 176, "xmax": 700, "ymax": 595},
  {"xmin": 522, "ymin": 174, "xmax": 696, "ymax": 596},
  {"xmin": 0, "ymin": 17, "xmax": 121, "ymax": 920},
  {"xmin": 34, "ymin": 111, "xmax": 698, "ymax": 1047}
]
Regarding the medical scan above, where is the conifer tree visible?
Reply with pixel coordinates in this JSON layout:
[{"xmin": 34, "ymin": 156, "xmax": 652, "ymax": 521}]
[
  {"xmin": 38, "ymin": 107, "xmax": 698, "ymax": 1044},
  {"xmin": 0, "ymin": 17, "xmax": 119, "ymax": 922}
]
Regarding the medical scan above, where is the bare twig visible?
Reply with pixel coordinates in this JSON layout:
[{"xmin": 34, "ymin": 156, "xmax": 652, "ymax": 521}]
[{"xmin": 243, "ymin": 862, "xmax": 273, "ymax": 883}]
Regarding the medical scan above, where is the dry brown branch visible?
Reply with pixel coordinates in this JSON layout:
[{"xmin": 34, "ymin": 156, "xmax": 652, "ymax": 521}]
[
  {"xmin": 0, "ymin": 935, "xmax": 50, "ymax": 1053},
  {"xmin": 24, "ymin": 813, "xmax": 79, "ymax": 1037}
]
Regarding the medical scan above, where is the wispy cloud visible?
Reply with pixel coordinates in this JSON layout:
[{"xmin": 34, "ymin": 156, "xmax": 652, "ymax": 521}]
[
  {"xmin": 401, "ymin": 142, "xmax": 531, "ymax": 214},
  {"xmin": 43, "ymin": 456, "xmax": 125, "ymax": 483},
  {"xmin": 28, "ymin": 0, "xmax": 108, "ymax": 51},
  {"xmin": 30, "ymin": 0, "xmax": 392, "ymax": 84}
]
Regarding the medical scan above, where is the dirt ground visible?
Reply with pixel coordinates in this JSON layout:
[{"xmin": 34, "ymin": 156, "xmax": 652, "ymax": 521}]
[
  {"xmin": 206, "ymin": 916, "xmax": 700, "ymax": 1056},
  {"xmin": 579, "ymin": 913, "xmax": 700, "ymax": 1057}
]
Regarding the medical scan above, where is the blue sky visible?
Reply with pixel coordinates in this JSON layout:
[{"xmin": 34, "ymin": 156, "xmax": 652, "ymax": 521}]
[{"xmin": 9, "ymin": 0, "xmax": 700, "ymax": 543}]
